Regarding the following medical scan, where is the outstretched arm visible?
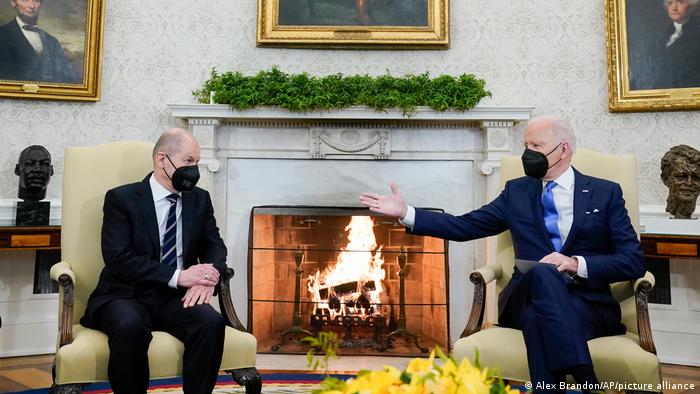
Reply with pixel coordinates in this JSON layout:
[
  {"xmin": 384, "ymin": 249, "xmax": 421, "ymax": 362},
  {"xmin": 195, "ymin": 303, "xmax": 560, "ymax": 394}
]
[{"xmin": 361, "ymin": 181, "xmax": 510, "ymax": 241}]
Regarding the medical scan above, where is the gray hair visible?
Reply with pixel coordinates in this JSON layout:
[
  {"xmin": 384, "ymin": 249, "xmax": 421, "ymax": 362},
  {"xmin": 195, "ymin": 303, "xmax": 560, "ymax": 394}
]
[
  {"xmin": 528, "ymin": 115, "xmax": 577, "ymax": 153},
  {"xmin": 152, "ymin": 128, "xmax": 189, "ymax": 160},
  {"xmin": 664, "ymin": 0, "xmax": 699, "ymax": 8}
]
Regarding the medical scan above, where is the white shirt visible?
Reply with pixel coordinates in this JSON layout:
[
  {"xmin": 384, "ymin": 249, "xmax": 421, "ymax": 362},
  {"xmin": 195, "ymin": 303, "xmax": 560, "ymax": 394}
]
[
  {"xmin": 666, "ymin": 22, "xmax": 683, "ymax": 47},
  {"xmin": 400, "ymin": 165, "xmax": 588, "ymax": 278},
  {"xmin": 17, "ymin": 17, "xmax": 43, "ymax": 54},
  {"xmin": 149, "ymin": 175, "xmax": 182, "ymax": 288}
]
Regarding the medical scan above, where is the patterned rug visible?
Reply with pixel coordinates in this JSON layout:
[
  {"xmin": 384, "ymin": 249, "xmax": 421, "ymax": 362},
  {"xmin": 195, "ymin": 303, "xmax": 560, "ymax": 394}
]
[{"xmin": 14, "ymin": 373, "xmax": 352, "ymax": 394}]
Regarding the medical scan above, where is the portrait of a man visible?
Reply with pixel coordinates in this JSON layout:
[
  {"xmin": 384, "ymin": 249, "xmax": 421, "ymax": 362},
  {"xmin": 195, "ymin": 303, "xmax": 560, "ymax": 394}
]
[
  {"xmin": 661, "ymin": 145, "xmax": 700, "ymax": 219},
  {"xmin": 278, "ymin": 0, "xmax": 428, "ymax": 27},
  {"xmin": 0, "ymin": 0, "xmax": 85, "ymax": 84},
  {"xmin": 627, "ymin": 0, "xmax": 700, "ymax": 90}
]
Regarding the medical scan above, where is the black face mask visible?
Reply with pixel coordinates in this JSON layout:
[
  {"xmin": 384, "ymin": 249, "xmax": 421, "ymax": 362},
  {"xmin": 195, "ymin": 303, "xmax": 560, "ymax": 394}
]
[
  {"xmin": 521, "ymin": 142, "xmax": 562, "ymax": 179},
  {"xmin": 165, "ymin": 154, "xmax": 200, "ymax": 192}
]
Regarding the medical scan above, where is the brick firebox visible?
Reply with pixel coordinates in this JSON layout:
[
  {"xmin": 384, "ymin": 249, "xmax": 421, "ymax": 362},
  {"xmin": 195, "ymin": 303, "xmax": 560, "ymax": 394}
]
[{"xmin": 248, "ymin": 206, "xmax": 449, "ymax": 357}]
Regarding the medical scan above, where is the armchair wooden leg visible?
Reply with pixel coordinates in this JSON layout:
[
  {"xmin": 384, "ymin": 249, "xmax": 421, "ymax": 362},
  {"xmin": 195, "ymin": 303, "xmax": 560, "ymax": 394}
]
[
  {"xmin": 49, "ymin": 383, "xmax": 88, "ymax": 393},
  {"xmin": 228, "ymin": 367, "xmax": 262, "ymax": 394},
  {"xmin": 50, "ymin": 361, "xmax": 89, "ymax": 393}
]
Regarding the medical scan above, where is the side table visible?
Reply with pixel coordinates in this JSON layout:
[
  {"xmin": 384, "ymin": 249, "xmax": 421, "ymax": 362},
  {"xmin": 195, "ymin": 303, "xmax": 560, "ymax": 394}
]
[
  {"xmin": 0, "ymin": 226, "xmax": 61, "ymax": 251},
  {"xmin": 640, "ymin": 229, "xmax": 700, "ymax": 304},
  {"xmin": 641, "ymin": 233, "xmax": 699, "ymax": 260},
  {"xmin": 0, "ymin": 226, "xmax": 61, "ymax": 294}
]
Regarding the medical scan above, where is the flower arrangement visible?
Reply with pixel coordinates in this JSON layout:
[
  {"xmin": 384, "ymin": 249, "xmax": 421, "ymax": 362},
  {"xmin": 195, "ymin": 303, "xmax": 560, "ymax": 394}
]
[{"xmin": 313, "ymin": 347, "xmax": 519, "ymax": 394}]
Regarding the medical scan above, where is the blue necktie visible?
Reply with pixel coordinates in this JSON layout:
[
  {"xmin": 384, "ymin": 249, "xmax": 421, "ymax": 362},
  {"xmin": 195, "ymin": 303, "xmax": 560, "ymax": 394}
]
[
  {"xmin": 161, "ymin": 193, "xmax": 179, "ymax": 268},
  {"xmin": 541, "ymin": 181, "xmax": 562, "ymax": 252}
]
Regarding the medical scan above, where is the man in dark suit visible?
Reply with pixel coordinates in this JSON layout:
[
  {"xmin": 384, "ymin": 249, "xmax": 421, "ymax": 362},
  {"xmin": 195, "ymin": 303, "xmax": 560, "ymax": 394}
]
[
  {"xmin": 0, "ymin": 0, "xmax": 79, "ymax": 83},
  {"xmin": 360, "ymin": 116, "xmax": 645, "ymax": 393},
  {"xmin": 81, "ymin": 128, "xmax": 227, "ymax": 394},
  {"xmin": 653, "ymin": 0, "xmax": 700, "ymax": 89}
]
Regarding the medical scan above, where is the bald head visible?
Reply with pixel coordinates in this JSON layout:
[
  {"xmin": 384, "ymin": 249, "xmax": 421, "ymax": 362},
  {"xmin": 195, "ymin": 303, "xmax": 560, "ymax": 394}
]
[{"xmin": 152, "ymin": 128, "xmax": 198, "ymax": 163}]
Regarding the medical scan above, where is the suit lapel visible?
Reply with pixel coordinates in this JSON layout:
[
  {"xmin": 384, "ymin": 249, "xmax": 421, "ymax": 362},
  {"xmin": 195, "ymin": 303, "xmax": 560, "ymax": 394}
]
[
  {"xmin": 181, "ymin": 192, "xmax": 194, "ymax": 264},
  {"xmin": 10, "ymin": 20, "xmax": 37, "ymax": 58},
  {"xmin": 562, "ymin": 169, "xmax": 592, "ymax": 252},
  {"xmin": 135, "ymin": 176, "xmax": 161, "ymax": 255}
]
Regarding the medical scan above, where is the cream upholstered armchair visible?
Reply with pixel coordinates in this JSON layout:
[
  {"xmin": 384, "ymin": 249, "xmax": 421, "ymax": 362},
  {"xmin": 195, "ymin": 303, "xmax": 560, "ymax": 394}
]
[
  {"xmin": 49, "ymin": 141, "xmax": 261, "ymax": 394},
  {"xmin": 452, "ymin": 149, "xmax": 661, "ymax": 392}
]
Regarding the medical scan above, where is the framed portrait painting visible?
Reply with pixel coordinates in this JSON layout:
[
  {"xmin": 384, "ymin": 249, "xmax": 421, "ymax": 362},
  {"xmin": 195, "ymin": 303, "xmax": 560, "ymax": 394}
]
[
  {"xmin": 605, "ymin": 0, "xmax": 700, "ymax": 112},
  {"xmin": 0, "ymin": 0, "xmax": 105, "ymax": 101},
  {"xmin": 257, "ymin": 0, "xmax": 449, "ymax": 48}
]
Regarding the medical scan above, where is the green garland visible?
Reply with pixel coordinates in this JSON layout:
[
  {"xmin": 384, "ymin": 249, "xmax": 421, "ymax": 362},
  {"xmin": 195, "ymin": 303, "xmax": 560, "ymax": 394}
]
[{"xmin": 193, "ymin": 67, "xmax": 491, "ymax": 115}]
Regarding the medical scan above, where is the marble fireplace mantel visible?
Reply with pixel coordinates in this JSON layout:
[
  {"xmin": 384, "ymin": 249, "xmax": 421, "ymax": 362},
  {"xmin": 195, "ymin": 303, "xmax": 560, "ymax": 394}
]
[
  {"xmin": 168, "ymin": 103, "xmax": 533, "ymax": 338},
  {"xmin": 168, "ymin": 104, "xmax": 534, "ymax": 190}
]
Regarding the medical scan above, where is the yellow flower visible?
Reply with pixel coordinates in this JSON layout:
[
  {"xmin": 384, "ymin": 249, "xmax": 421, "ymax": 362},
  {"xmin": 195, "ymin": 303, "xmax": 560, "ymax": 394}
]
[
  {"xmin": 315, "ymin": 347, "xmax": 516, "ymax": 394},
  {"xmin": 406, "ymin": 355, "xmax": 434, "ymax": 375},
  {"xmin": 344, "ymin": 367, "xmax": 402, "ymax": 394}
]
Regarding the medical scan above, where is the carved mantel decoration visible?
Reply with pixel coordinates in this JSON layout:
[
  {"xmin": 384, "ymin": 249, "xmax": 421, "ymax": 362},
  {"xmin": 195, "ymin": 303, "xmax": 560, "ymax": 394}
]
[
  {"xmin": 168, "ymin": 104, "xmax": 533, "ymax": 194},
  {"xmin": 310, "ymin": 128, "xmax": 390, "ymax": 159}
]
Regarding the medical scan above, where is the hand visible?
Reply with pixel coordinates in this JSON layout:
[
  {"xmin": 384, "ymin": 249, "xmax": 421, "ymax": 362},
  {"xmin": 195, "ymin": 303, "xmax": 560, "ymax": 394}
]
[
  {"xmin": 359, "ymin": 181, "xmax": 408, "ymax": 219},
  {"xmin": 177, "ymin": 263, "xmax": 220, "ymax": 288},
  {"xmin": 539, "ymin": 252, "xmax": 578, "ymax": 273},
  {"xmin": 181, "ymin": 285, "xmax": 215, "ymax": 308}
]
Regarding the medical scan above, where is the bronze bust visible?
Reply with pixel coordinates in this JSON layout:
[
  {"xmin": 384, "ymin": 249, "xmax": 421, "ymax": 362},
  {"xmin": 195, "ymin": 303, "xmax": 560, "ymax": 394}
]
[
  {"xmin": 660, "ymin": 145, "xmax": 700, "ymax": 219},
  {"xmin": 15, "ymin": 145, "xmax": 54, "ymax": 202}
]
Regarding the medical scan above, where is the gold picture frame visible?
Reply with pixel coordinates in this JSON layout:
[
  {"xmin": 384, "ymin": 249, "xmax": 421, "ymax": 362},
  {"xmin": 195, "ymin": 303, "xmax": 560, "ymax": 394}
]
[
  {"xmin": 605, "ymin": 0, "xmax": 700, "ymax": 112},
  {"xmin": 257, "ymin": 0, "xmax": 449, "ymax": 48},
  {"xmin": 0, "ymin": 0, "xmax": 105, "ymax": 101}
]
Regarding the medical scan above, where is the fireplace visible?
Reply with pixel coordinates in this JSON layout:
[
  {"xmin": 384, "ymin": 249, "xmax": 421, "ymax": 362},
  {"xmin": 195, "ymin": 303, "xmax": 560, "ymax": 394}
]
[
  {"xmin": 249, "ymin": 206, "xmax": 449, "ymax": 356},
  {"xmin": 168, "ymin": 104, "xmax": 532, "ymax": 345}
]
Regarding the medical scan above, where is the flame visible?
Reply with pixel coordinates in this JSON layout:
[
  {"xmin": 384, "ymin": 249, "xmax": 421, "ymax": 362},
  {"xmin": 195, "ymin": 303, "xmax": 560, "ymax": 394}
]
[{"xmin": 307, "ymin": 216, "xmax": 385, "ymax": 320}]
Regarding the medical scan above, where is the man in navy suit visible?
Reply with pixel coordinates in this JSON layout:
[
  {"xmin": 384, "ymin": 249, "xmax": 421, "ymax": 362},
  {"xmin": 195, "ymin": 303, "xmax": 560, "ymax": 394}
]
[
  {"xmin": 360, "ymin": 116, "xmax": 645, "ymax": 393},
  {"xmin": 0, "ymin": 0, "xmax": 79, "ymax": 83},
  {"xmin": 81, "ymin": 129, "xmax": 227, "ymax": 394}
]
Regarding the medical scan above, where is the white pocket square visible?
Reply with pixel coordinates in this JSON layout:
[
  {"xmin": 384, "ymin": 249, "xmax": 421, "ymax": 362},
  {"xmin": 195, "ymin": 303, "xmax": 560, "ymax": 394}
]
[{"xmin": 586, "ymin": 209, "xmax": 600, "ymax": 215}]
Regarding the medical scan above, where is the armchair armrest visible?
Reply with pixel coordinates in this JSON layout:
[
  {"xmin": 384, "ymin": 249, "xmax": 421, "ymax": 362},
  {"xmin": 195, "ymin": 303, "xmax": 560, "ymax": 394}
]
[
  {"xmin": 217, "ymin": 267, "xmax": 248, "ymax": 332},
  {"xmin": 634, "ymin": 271, "xmax": 657, "ymax": 354},
  {"xmin": 50, "ymin": 261, "xmax": 76, "ymax": 347},
  {"xmin": 460, "ymin": 263, "xmax": 503, "ymax": 338}
]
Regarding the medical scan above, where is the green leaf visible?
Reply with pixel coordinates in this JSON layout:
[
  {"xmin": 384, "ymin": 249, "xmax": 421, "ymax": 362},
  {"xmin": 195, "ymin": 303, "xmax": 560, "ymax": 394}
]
[
  {"xmin": 194, "ymin": 68, "xmax": 490, "ymax": 114},
  {"xmin": 399, "ymin": 371, "xmax": 412, "ymax": 384}
]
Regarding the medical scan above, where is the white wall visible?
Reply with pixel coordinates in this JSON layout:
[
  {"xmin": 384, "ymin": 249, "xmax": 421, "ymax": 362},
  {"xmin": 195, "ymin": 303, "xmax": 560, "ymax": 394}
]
[{"xmin": 0, "ymin": 0, "xmax": 698, "ymax": 360}]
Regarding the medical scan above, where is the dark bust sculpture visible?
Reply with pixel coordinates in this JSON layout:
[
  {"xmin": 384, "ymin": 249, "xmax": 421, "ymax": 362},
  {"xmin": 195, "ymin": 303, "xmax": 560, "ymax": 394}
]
[
  {"xmin": 15, "ymin": 145, "xmax": 53, "ymax": 202},
  {"xmin": 660, "ymin": 145, "xmax": 700, "ymax": 219}
]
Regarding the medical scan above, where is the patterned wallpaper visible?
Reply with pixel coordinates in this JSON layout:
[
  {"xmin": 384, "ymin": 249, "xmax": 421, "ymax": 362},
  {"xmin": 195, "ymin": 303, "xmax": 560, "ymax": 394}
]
[{"xmin": 0, "ymin": 0, "xmax": 698, "ymax": 206}]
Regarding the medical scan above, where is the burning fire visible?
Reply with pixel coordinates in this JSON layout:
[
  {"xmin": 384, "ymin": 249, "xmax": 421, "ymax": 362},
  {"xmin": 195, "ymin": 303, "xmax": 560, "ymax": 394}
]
[{"xmin": 307, "ymin": 216, "xmax": 385, "ymax": 319}]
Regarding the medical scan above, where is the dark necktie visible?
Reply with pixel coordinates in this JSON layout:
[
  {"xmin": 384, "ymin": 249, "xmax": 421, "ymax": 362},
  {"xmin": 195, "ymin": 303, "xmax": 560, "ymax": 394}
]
[
  {"xmin": 161, "ymin": 193, "xmax": 179, "ymax": 268},
  {"xmin": 22, "ymin": 24, "xmax": 40, "ymax": 32},
  {"xmin": 541, "ymin": 181, "xmax": 562, "ymax": 252}
]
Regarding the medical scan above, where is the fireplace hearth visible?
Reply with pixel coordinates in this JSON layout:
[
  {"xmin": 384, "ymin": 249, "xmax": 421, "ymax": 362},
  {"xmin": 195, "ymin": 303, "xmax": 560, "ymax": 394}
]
[{"xmin": 249, "ymin": 206, "xmax": 449, "ymax": 357}]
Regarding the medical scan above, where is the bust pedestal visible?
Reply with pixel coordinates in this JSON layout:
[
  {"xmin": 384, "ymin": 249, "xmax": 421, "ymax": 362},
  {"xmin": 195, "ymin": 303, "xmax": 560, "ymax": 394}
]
[{"xmin": 15, "ymin": 201, "xmax": 50, "ymax": 226}]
